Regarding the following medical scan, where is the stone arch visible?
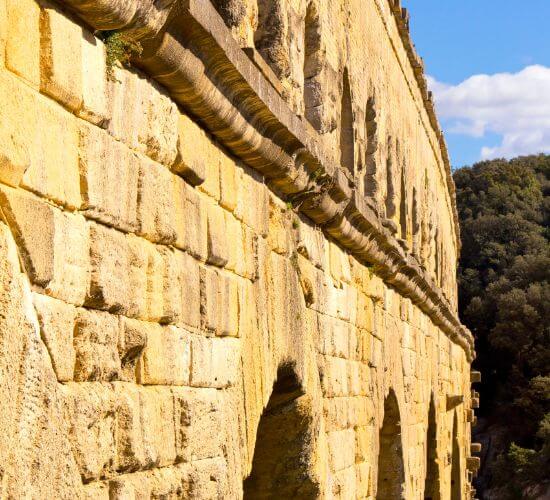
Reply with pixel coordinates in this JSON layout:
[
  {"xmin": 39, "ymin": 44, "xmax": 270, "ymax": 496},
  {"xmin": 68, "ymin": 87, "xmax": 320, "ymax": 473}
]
[
  {"xmin": 376, "ymin": 390, "xmax": 406, "ymax": 499},
  {"xmin": 424, "ymin": 396, "xmax": 441, "ymax": 500},
  {"xmin": 450, "ymin": 412, "xmax": 462, "ymax": 500},
  {"xmin": 340, "ymin": 68, "xmax": 355, "ymax": 175},
  {"xmin": 243, "ymin": 363, "xmax": 321, "ymax": 499}
]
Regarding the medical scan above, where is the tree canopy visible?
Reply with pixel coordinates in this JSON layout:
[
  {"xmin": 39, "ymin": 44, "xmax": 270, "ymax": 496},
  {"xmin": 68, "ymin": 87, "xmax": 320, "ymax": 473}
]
[{"xmin": 454, "ymin": 155, "xmax": 550, "ymax": 498}]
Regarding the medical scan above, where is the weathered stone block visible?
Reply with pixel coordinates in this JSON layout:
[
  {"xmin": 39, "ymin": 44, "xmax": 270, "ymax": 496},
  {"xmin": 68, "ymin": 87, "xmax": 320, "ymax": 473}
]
[
  {"xmin": 126, "ymin": 234, "xmax": 149, "ymax": 319},
  {"xmin": 139, "ymin": 386, "xmax": 176, "ymax": 467},
  {"xmin": 320, "ymin": 355, "xmax": 349, "ymax": 397},
  {"xmin": 137, "ymin": 324, "xmax": 191, "ymax": 386},
  {"xmin": 119, "ymin": 317, "xmax": 148, "ymax": 382},
  {"xmin": 235, "ymin": 165, "xmax": 268, "ymax": 236},
  {"xmin": 220, "ymin": 273, "xmax": 240, "ymax": 338},
  {"xmin": 137, "ymin": 158, "xmax": 178, "ymax": 245},
  {"xmin": 235, "ymin": 225, "xmax": 258, "ymax": 280},
  {"xmin": 6, "ymin": 0, "xmax": 40, "ymax": 86},
  {"xmin": 0, "ymin": 71, "xmax": 32, "ymax": 188},
  {"xmin": 177, "ymin": 186, "xmax": 208, "ymax": 261},
  {"xmin": 40, "ymin": 5, "xmax": 83, "ymax": 111},
  {"xmin": 356, "ymin": 292, "xmax": 374, "ymax": 332},
  {"xmin": 200, "ymin": 266, "xmax": 221, "ymax": 334},
  {"xmin": 329, "ymin": 241, "xmax": 351, "ymax": 284},
  {"xmin": 219, "ymin": 154, "xmax": 237, "ymax": 211},
  {"xmin": 143, "ymin": 241, "xmax": 164, "ymax": 322},
  {"xmin": 140, "ymin": 81, "xmax": 179, "ymax": 167},
  {"xmin": 74, "ymin": 308, "xmax": 121, "ymax": 381},
  {"xmin": 296, "ymin": 223, "xmax": 326, "ymax": 270},
  {"xmin": 155, "ymin": 246, "xmax": 200, "ymax": 329},
  {"xmin": 224, "ymin": 211, "xmax": 242, "ymax": 272},
  {"xmin": 173, "ymin": 387, "xmax": 223, "ymax": 462},
  {"xmin": 106, "ymin": 68, "xmax": 136, "ymax": 146},
  {"xmin": 327, "ymin": 429, "xmax": 355, "ymax": 472},
  {"xmin": 87, "ymin": 222, "xmax": 133, "ymax": 314},
  {"xmin": 156, "ymin": 246, "xmax": 183, "ymax": 324},
  {"xmin": 108, "ymin": 71, "xmax": 178, "ymax": 166},
  {"xmin": 0, "ymin": 186, "xmax": 89, "ymax": 304},
  {"xmin": 190, "ymin": 335, "xmax": 240, "ymax": 388},
  {"xmin": 200, "ymin": 267, "xmax": 239, "ymax": 337},
  {"xmin": 79, "ymin": 30, "xmax": 109, "ymax": 126},
  {"xmin": 33, "ymin": 292, "xmax": 76, "ymax": 382},
  {"xmin": 206, "ymin": 201, "xmax": 229, "ymax": 267},
  {"xmin": 268, "ymin": 195, "xmax": 292, "ymax": 255},
  {"xmin": 62, "ymin": 382, "xmax": 117, "ymax": 482},
  {"xmin": 180, "ymin": 251, "xmax": 202, "ymax": 329},
  {"xmin": 79, "ymin": 123, "xmax": 139, "ymax": 232},
  {"xmin": 173, "ymin": 113, "xmax": 207, "ymax": 186},
  {"xmin": 318, "ymin": 315, "xmax": 350, "ymax": 358},
  {"xmin": 197, "ymin": 140, "xmax": 221, "ymax": 201},
  {"xmin": 15, "ymin": 94, "xmax": 81, "ymax": 209},
  {"xmin": 113, "ymin": 382, "xmax": 147, "ymax": 472}
]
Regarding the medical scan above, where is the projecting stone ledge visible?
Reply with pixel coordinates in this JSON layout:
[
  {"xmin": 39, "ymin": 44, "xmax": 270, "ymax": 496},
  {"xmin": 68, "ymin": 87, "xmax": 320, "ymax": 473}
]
[{"xmin": 58, "ymin": 0, "xmax": 475, "ymax": 361}]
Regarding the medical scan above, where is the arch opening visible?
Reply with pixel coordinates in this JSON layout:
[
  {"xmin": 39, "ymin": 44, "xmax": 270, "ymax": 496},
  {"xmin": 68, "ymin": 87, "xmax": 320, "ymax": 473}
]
[
  {"xmin": 243, "ymin": 364, "xmax": 320, "ymax": 499},
  {"xmin": 340, "ymin": 69, "xmax": 355, "ymax": 175},
  {"xmin": 376, "ymin": 390, "xmax": 406, "ymax": 500},
  {"xmin": 424, "ymin": 397, "xmax": 441, "ymax": 500},
  {"xmin": 451, "ymin": 412, "xmax": 462, "ymax": 500}
]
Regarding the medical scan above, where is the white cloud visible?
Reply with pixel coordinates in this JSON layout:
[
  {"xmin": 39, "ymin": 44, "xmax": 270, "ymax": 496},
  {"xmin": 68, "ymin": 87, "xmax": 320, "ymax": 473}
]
[{"xmin": 428, "ymin": 65, "xmax": 550, "ymax": 160}]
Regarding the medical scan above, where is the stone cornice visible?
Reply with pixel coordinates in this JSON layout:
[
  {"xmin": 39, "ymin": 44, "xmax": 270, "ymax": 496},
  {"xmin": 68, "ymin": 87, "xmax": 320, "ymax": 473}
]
[{"xmin": 58, "ymin": 0, "xmax": 475, "ymax": 360}]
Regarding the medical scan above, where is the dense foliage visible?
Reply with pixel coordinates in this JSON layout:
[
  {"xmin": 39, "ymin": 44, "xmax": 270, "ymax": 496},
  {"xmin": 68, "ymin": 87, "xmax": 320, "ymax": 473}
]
[{"xmin": 454, "ymin": 155, "xmax": 550, "ymax": 499}]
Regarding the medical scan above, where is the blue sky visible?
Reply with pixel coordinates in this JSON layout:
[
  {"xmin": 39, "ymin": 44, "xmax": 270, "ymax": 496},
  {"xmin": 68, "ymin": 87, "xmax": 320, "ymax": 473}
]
[{"xmin": 404, "ymin": 0, "xmax": 550, "ymax": 168}]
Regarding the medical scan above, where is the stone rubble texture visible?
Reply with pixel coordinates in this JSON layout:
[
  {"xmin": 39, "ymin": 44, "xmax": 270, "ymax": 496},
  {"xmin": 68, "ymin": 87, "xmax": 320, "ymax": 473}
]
[{"xmin": 0, "ymin": 0, "xmax": 478, "ymax": 498}]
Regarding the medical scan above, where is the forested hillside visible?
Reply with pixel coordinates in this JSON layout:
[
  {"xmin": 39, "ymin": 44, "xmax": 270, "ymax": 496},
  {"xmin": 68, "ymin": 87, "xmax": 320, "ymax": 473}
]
[{"xmin": 454, "ymin": 155, "xmax": 550, "ymax": 499}]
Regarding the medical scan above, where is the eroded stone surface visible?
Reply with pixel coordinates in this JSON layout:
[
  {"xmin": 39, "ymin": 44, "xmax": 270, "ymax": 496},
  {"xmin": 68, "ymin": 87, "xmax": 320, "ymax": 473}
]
[{"xmin": 0, "ymin": 0, "xmax": 475, "ymax": 498}]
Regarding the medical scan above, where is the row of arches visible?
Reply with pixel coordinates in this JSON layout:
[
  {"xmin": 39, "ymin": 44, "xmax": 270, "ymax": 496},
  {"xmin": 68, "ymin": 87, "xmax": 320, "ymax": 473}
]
[
  {"xmin": 259, "ymin": 1, "xmax": 453, "ymax": 302},
  {"xmin": 244, "ymin": 369, "xmax": 464, "ymax": 499},
  {"xmin": 211, "ymin": 0, "xmax": 458, "ymax": 307}
]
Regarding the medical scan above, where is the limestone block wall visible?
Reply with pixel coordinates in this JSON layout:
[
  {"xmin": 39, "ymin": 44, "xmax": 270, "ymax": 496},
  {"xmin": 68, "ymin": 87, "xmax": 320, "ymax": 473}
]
[{"xmin": 0, "ymin": 0, "xmax": 477, "ymax": 498}]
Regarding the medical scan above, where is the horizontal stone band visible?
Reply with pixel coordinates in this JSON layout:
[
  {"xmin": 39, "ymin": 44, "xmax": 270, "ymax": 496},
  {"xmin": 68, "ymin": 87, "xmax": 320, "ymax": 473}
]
[{"xmin": 59, "ymin": 0, "xmax": 475, "ymax": 360}]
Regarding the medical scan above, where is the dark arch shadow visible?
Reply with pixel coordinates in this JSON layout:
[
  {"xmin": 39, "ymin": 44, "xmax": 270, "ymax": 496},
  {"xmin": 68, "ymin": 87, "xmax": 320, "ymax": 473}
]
[
  {"xmin": 243, "ymin": 363, "xmax": 320, "ymax": 499},
  {"xmin": 376, "ymin": 390, "xmax": 406, "ymax": 499},
  {"xmin": 424, "ymin": 396, "xmax": 441, "ymax": 500},
  {"xmin": 451, "ymin": 412, "xmax": 462, "ymax": 500}
]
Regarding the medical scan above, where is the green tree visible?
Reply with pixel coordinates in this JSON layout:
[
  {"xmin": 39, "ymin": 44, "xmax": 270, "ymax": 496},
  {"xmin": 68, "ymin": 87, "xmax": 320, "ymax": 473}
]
[{"xmin": 454, "ymin": 155, "xmax": 550, "ymax": 498}]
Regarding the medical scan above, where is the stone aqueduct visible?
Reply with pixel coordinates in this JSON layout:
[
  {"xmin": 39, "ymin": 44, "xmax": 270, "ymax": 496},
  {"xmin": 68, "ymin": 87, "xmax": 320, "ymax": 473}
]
[{"xmin": 0, "ymin": 0, "xmax": 480, "ymax": 498}]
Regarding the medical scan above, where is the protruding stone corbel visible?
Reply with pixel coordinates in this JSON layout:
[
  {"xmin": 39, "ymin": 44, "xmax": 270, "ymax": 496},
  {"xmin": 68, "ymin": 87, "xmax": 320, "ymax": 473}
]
[
  {"xmin": 467, "ymin": 457, "xmax": 481, "ymax": 473},
  {"xmin": 466, "ymin": 409, "xmax": 476, "ymax": 423},
  {"xmin": 471, "ymin": 443, "xmax": 482, "ymax": 454},
  {"xmin": 471, "ymin": 370, "xmax": 482, "ymax": 383},
  {"xmin": 446, "ymin": 395, "xmax": 464, "ymax": 411}
]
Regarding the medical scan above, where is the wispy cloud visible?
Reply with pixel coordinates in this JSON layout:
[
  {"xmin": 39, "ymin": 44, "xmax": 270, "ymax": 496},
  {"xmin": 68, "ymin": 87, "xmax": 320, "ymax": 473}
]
[{"xmin": 428, "ymin": 65, "xmax": 550, "ymax": 160}]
